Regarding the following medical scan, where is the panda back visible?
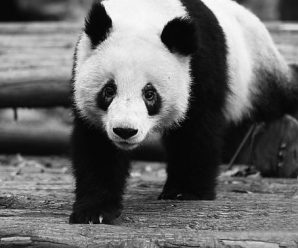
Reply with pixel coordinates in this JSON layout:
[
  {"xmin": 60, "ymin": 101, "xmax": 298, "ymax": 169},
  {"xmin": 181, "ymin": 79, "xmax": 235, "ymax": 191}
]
[{"xmin": 197, "ymin": 0, "xmax": 290, "ymax": 122}]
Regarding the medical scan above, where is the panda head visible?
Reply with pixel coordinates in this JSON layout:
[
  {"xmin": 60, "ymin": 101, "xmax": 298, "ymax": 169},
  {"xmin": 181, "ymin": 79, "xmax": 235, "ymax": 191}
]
[{"xmin": 73, "ymin": 2, "xmax": 197, "ymax": 150}]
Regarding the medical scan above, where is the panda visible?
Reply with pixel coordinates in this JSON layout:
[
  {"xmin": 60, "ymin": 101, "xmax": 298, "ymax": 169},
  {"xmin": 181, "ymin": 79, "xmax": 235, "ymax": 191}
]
[{"xmin": 69, "ymin": 0, "xmax": 298, "ymax": 224}]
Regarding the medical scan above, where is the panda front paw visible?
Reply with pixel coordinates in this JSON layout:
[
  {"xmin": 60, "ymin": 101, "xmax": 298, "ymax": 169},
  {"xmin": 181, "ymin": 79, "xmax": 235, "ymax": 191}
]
[
  {"xmin": 158, "ymin": 188, "xmax": 215, "ymax": 200},
  {"xmin": 69, "ymin": 207, "xmax": 121, "ymax": 224}
]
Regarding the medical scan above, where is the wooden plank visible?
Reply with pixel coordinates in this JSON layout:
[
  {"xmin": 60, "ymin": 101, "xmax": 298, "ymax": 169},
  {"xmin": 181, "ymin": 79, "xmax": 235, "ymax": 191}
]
[
  {"xmin": 0, "ymin": 159, "xmax": 297, "ymax": 247},
  {"xmin": 0, "ymin": 22, "xmax": 298, "ymax": 108}
]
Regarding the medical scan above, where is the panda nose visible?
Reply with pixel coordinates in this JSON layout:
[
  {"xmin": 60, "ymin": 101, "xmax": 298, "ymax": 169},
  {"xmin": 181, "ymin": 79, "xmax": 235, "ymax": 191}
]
[{"xmin": 113, "ymin": 127, "xmax": 138, "ymax": 140}]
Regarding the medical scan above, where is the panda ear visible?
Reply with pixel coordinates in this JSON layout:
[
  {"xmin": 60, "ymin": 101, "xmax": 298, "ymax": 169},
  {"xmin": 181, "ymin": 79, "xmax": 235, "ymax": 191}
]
[
  {"xmin": 161, "ymin": 17, "xmax": 197, "ymax": 56},
  {"xmin": 85, "ymin": 2, "xmax": 112, "ymax": 48}
]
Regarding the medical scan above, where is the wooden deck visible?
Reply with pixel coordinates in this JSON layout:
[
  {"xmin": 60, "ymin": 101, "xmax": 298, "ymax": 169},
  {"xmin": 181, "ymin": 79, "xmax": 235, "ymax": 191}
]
[
  {"xmin": 0, "ymin": 22, "xmax": 298, "ymax": 247},
  {"xmin": 0, "ymin": 157, "xmax": 297, "ymax": 247}
]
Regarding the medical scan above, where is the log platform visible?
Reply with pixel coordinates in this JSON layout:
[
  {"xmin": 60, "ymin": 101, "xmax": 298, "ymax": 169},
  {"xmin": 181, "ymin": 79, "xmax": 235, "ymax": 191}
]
[
  {"xmin": 0, "ymin": 157, "xmax": 297, "ymax": 248},
  {"xmin": 0, "ymin": 22, "xmax": 298, "ymax": 247}
]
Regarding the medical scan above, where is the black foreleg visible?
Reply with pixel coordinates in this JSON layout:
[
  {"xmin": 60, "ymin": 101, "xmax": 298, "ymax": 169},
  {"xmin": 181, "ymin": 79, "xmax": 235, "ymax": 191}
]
[
  {"xmin": 69, "ymin": 118, "xmax": 130, "ymax": 224},
  {"xmin": 159, "ymin": 112, "xmax": 224, "ymax": 200}
]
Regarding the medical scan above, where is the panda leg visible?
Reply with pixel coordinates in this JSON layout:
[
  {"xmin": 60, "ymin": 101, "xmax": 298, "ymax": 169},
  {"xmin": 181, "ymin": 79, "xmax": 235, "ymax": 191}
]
[
  {"xmin": 69, "ymin": 118, "xmax": 130, "ymax": 224},
  {"xmin": 159, "ymin": 115, "xmax": 223, "ymax": 200}
]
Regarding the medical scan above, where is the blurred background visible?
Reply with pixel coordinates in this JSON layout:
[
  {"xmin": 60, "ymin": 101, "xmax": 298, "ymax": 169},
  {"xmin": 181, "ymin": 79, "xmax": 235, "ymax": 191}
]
[
  {"xmin": 0, "ymin": 0, "xmax": 298, "ymax": 22},
  {"xmin": 0, "ymin": 0, "xmax": 90, "ymax": 21}
]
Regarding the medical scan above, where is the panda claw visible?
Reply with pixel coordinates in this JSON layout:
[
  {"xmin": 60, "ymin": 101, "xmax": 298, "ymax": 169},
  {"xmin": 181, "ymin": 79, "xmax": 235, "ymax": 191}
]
[{"xmin": 176, "ymin": 193, "xmax": 183, "ymax": 199}]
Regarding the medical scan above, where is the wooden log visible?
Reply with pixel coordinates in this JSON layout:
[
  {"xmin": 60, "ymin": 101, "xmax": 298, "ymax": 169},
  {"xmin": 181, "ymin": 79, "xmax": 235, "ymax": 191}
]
[
  {"xmin": 0, "ymin": 78, "xmax": 71, "ymax": 108},
  {"xmin": 0, "ymin": 22, "xmax": 297, "ymax": 108},
  {"xmin": 0, "ymin": 124, "xmax": 71, "ymax": 155},
  {"xmin": 0, "ymin": 123, "xmax": 164, "ymax": 160},
  {"xmin": 239, "ymin": 0, "xmax": 279, "ymax": 21},
  {"xmin": 234, "ymin": 115, "xmax": 298, "ymax": 178},
  {"xmin": 0, "ymin": 160, "xmax": 297, "ymax": 247}
]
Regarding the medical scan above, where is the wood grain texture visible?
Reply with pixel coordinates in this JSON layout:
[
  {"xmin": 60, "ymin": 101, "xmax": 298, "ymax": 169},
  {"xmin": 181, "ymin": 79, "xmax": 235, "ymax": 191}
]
[
  {"xmin": 0, "ymin": 159, "xmax": 297, "ymax": 247},
  {"xmin": 0, "ymin": 22, "xmax": 298, "ymax": 108}
]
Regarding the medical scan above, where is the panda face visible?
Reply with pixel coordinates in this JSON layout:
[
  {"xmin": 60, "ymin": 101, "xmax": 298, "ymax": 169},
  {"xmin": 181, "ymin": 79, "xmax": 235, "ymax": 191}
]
[
  {"xmin": 74, "ymin": 32, "xmax": 192, "ymax": 150},
  {"xmin": 73, "ymin": 1, "xmax": 198, "ymax": 150}
]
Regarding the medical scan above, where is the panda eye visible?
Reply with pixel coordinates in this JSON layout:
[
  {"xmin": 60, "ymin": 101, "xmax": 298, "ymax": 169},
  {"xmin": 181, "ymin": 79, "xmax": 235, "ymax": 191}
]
[
  {"xmin": 103, "ymin": 82, "xmax": 116, "ymax": 98},
  {"xmin": 96, "ymin": 80, "xmax": 117, "ymax": 111},
  {"xmin": 144, "ymin": 89, "xmax": 156, "ymax": 102},
  {"xmin": 142, "ymin": 83, "xmax": 161, "ymax": 116},
  {"xmin": 143, "ymin": 84, "xmax": 157, "ymax": 102}
]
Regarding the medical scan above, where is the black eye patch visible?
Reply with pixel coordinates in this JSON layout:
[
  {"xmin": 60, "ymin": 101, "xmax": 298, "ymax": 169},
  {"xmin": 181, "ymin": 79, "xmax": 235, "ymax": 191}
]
[
  {"xmin": 142, "ymin": 83, "xmax": 162, "ymax": 116},
  {"xmin": 96, "ymin": 80, "xmax": 117, "ymax": 111}
]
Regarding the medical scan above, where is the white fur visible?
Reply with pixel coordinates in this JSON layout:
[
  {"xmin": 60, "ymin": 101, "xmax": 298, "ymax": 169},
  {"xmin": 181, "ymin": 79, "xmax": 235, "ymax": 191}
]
[
  {"xmin": 200, "ymin": 0, "xmax": 290, "ymax": 123},
  {"xmin": 74, "ymin": 0, "xmax": 191, "ymax": 148},
  {"xmin": 102, "ymin": 0, "xmax": 187, "ymax": 33}
]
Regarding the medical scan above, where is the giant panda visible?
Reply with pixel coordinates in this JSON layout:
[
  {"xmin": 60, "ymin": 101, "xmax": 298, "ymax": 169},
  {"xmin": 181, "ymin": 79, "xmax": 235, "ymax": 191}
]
[{"xmin": 69, "ymin": 0, "xmax": 298, "ymax": 224}]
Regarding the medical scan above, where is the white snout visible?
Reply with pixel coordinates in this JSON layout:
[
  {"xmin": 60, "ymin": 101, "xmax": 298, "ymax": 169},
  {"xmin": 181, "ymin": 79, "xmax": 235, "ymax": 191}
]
[{"xmin": 103, "ymin": 98, "xmax": 152, "ymax": 150}]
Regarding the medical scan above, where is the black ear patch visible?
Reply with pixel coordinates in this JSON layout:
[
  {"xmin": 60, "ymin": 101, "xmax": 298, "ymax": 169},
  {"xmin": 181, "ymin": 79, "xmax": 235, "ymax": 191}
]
[
  {"xmin": 85, "ymin": 2, "xmax": 112, "ymax": 49},
  {"xmin": 161, "ymin": 17, "xmax": 197, "ymax": 56}
]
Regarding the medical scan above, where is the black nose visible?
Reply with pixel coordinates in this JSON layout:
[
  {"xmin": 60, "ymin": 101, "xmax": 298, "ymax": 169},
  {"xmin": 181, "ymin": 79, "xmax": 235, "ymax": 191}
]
[{"xmin": 113, "ymin": 128, "xmax": 138, "ymax": 140}]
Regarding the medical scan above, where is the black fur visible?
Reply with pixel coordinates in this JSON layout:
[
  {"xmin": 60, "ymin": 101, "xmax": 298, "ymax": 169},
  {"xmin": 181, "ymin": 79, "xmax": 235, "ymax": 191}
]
[
  {"xmin": 69, "ymin": 115, "xmax": 130, "ymax": 224},
  {"xmin": 251, "ymin": 66, "xmax": 298, "ymax": 122},
  {"xmin": 161, "ymin": 17, "xmax": 197, "ymax": 56},
  {"xmin": 159, "ymin": 0, "xmax": 228, "ymax": 200},
  {"xmin": 85, "ymin": 2, "xmax": 112, "ymax": 49}
]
